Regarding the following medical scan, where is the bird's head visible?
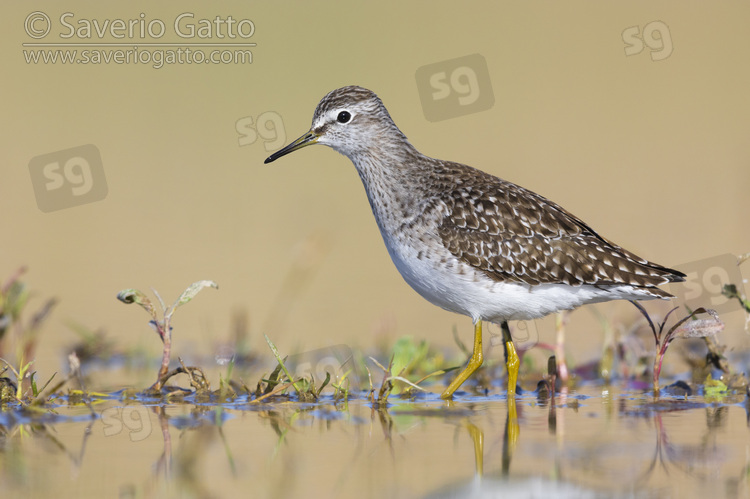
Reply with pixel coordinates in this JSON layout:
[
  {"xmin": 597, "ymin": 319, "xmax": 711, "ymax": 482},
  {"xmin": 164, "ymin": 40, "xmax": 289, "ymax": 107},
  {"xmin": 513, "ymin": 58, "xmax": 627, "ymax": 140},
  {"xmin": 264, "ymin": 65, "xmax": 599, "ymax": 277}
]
[{"xmin": 264, "ymin": 86, "xmax": 404, "ymax": 164}]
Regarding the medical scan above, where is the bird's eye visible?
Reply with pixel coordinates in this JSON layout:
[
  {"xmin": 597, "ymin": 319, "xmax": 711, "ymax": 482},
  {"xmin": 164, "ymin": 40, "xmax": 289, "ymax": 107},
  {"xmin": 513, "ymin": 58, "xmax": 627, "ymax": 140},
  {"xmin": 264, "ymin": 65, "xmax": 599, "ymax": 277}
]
[{"xmin": 337, "ymin": 111, "xmax": 351, "ymax": 124}]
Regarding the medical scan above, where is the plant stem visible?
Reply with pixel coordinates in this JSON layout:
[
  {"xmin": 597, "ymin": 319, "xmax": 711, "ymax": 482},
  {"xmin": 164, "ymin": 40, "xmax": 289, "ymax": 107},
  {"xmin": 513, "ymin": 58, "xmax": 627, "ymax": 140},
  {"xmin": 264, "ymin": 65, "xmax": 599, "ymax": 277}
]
[
  {"xmin": 264, "ymin": 334, "xmax": 300, "ymax": 394},
  {"xmin": 653, "ymin": 344, "xmax": 666, "ymax": 396},
  {"xmin": 156, "ymin": 321, "xmax": 171, "ymax": 390}
]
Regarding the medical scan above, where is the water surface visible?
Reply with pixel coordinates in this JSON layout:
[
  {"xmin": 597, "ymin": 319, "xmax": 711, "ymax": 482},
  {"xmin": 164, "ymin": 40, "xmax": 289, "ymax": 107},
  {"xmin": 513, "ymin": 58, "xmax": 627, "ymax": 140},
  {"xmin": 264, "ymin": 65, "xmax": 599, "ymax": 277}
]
[{"xmin": 2, "ymin": 381, "xmax": 747, "ymax": 498}]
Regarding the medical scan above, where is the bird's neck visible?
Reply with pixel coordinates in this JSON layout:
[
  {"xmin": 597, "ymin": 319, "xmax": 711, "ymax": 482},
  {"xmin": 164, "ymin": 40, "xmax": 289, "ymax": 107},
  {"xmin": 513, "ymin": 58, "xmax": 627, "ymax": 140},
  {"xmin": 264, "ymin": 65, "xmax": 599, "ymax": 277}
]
[{"xmin": 347, "ymin": 141, "xmax": 430, "ymax": 236}]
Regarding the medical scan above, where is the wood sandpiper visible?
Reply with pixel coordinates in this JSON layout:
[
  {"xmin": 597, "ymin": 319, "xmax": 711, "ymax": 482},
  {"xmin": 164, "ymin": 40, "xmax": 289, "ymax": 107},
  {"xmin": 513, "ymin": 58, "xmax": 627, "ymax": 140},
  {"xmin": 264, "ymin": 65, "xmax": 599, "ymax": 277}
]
[{"xmin": 264, "ymin": 86, "xmax": 685, "ymax": 399}]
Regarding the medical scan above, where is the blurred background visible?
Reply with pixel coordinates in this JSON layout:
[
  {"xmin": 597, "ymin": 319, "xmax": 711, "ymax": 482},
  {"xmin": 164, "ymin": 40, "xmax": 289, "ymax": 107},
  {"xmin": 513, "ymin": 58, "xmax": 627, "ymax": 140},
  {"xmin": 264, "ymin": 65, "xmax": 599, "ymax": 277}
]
[{"xmin": 2, "ymin": 2, "xmax": 749, "ymax": 381}]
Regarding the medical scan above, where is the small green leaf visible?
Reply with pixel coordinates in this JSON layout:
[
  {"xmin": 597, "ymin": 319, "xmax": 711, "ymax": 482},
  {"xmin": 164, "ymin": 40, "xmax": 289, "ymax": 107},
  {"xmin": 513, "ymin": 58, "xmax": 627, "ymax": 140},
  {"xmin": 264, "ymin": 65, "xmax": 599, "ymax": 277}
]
[
  {"xmin": 117, "ymin": 289, "xmax": 157, "ymax": 319},
  {"xmin": 673, "ymin": 310, "xmax": 724, "ymax": 339},
  {"xmin": 316, "ymin": 371, "xmax": 331, "ymax": 397},
  {"xmin": 264, "ymin": 334, "xmax": 300, "ymax": 395},
  {"xmin": 173, "ymin": 280, "xmax": 219, "ymax": 309},
  {"xmin": 33, "ymin": 372, "xmax": 56, "ymax": 401},
  {"xmin": 664, "ymin": 307, "xmax": 712, "ymax": 343}
]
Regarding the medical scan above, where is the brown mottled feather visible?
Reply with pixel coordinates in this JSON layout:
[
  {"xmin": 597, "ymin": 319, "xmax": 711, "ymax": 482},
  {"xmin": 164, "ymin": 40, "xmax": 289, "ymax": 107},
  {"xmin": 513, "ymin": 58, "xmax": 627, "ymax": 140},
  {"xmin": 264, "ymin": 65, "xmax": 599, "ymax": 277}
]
[{"xmin": 417, "ymin": 159, "xmax": 684, "ymax": 295}]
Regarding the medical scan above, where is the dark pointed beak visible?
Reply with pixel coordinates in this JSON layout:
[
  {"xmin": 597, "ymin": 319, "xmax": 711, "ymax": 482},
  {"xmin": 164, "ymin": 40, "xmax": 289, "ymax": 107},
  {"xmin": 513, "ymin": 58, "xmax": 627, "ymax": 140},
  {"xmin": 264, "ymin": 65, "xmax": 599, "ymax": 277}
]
[{"xmin": 264, "ymin": 130, "xmax": 320, "ymax": 164}]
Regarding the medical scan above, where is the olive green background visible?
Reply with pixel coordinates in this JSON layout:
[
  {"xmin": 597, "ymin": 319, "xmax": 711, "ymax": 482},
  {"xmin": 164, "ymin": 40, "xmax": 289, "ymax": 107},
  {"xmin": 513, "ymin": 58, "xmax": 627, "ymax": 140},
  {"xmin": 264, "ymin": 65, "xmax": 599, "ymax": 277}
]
[{"xmin": 3, "ymin": 2, "xmax": 749, "ymax": 377}]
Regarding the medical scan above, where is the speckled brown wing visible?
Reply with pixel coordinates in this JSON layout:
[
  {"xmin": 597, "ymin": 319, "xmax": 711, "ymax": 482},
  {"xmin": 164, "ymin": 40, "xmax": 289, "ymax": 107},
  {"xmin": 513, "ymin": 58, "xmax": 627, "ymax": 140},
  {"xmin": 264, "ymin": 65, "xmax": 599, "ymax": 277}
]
[{"xmin": 433, "ymin": 166, "xmax": 685, "ymax": 292}]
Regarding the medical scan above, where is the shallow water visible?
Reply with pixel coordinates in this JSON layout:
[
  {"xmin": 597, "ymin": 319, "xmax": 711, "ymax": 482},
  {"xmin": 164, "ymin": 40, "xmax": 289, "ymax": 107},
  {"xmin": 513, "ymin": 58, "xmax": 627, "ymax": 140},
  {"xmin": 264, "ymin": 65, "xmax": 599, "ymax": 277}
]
[{"xmin": 1, "ymin": 380, "xmax": 748, "ymax": 499}]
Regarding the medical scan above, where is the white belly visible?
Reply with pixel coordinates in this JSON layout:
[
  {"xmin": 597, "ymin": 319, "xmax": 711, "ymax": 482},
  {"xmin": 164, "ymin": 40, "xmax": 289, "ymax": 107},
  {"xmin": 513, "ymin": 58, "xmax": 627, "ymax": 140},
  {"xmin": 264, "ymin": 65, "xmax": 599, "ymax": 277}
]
[{"xmin": 385, "ymin": 237, "xmax": 660, "ymax": 323}]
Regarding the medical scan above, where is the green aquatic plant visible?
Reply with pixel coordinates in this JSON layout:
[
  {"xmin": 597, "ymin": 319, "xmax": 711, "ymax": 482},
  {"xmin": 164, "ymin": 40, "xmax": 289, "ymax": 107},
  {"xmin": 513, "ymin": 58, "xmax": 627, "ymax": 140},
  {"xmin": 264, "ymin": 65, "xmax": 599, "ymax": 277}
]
[
  {"xmin": 365, "ymin": 354, "xmax": 432, "ymax": 407},
  {"xmin": 263, "ymin": 333, "xmax": 302, "ymax": 397},
  {"xmin": 273, "ymin": 335, "xmax": 332, "ymax": 402},
  {"xmin": 0, "ymin": 267, "xmax": 56, "ymax": 359},
  {"xmin": 217, "ymin": 357, "xmax": 236, "ymax": 401},
  {"xmin": 250, "ymin": 335, "xmax": 336, "ymax": 403},
  {"xmin": 331, "ymin": 370, "xmax": 351, "ymax": 403},
  {"xmin": 0, "ymin": 355, "xmax": 67, "ymax": 406},
  {"xmin": 721, "ymin": 252, "xmax": 750, "ymax": 329},
  {"xmin": 390, "ymin": 336, "xmax": 445, "ymax": 380},
  {"xmin": 366, "ymin": 356, "xmax": 397, "ymax": 408},
  {"xmin": 703, "ymin": 374, "xmax": 729, "ymax": 402},
  {"xmin": 0, "ymin": 359, "xmax": 32, "ymax": 403},
  {"xmin": 385, "ymin": 335, "xmax": 452, "ymax": 395},
  {"xmin": 722, "ymin": 284, "xmax": 750, "ymax": 315},
  {"xmin": 117, "ymin": 280, "xmax": 218, "ymax": 391},
  {"xmin": 630, "ymin": 302, "xmax": 724, "ymax": 396},
  {"xmin": 0, "ymin": 267, "xmax": 57, "ymax": 404}
]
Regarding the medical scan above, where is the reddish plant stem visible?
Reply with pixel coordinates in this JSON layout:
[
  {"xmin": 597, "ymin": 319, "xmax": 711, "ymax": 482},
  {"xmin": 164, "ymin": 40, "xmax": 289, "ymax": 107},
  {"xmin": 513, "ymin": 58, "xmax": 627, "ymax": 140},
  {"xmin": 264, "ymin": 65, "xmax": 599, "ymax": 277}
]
[
  {"xmin": 653, "ymin": 342, "xmax": 668, "ymax": 396},
  {"xmin": 156, "ymin": 320, "xmax": 171, "ymax": 390}
]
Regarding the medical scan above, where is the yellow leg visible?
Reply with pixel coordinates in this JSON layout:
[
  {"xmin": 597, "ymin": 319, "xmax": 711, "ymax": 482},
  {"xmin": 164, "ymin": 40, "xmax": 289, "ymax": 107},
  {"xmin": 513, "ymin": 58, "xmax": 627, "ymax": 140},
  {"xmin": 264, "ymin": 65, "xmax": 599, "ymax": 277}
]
[
  {"xmin": 503, "ymin": 395, "xmax": 519, "ymax": 474},
  {"xmin": 441, "ymin": 319, "xmax": 483, "ymax": 399},
  {"xmin": 465, "ymin": 422, "xmax": 484, "ymax": 477},
  {"xmin": 501, "ymin": 322, "xmax": 520, "ymax": 472},
  {"xmin": 501, "ymin": 322, "xmax": 520, "ymax": 397}
]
